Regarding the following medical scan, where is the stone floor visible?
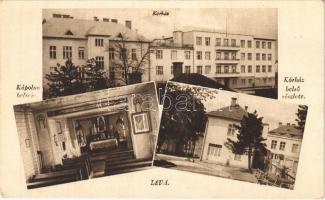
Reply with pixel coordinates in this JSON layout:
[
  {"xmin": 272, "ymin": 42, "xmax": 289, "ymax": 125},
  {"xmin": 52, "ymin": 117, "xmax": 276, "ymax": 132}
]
[{"xmin": 155, "ymin": 153, "xmax": 258, "ymax": 183}]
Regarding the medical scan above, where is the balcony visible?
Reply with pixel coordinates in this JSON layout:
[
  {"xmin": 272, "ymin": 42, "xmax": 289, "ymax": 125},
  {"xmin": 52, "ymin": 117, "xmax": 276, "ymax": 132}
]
[
  {"xmin": 214, "ymin": 71, "xmax": 240, "ymax": 77},
  {"xmin": 215, "ymin": 58, "xmax": 240, "ymax": 64},
  {"xmin": 215, "ymin": 44, "xmax": 240, "ymax": 51}
]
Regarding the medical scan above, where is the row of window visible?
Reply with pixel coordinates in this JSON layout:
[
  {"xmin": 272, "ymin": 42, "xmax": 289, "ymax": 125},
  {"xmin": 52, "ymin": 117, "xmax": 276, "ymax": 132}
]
[
  {"xmin": 231, "ymin": 77, "xmax": 273, "ymax": 86},
  {"xmin": 156, "ymin": 50, "xmax": 191, "ymax": 60},
  {"xmin": 207, "ymin": 144, "xmax": 242, "ymax": 161},
  {"xmin": 271, "ymin": 140, "xmax": 300, "ymax": 153},
  {"xmin": 49, "ymin": 46, "xmax": 85, "ymax": 60},
  {"xmin": 196, "ymin": 36, "xmax": 273, "ymax": 49},
  {"xmin": 109, "ymin": 48, "xmax": 137, "ymax": 61},
  {"xmin": 155, "ymin": 64, "xmax": 273, "ymax": 76}
]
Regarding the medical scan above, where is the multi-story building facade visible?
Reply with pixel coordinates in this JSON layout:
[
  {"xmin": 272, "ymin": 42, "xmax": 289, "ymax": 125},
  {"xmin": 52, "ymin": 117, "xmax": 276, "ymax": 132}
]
[
  {"xmin": 149, "ymin": 29, "xmax": 277, "ymax": 93},
  {"xmin": 43, "ymin": 14, "xmax": 150, "ymax": 92},
  {"xmin": 266, "ymin": 123, "xmax": 302, "ymax": 176}
]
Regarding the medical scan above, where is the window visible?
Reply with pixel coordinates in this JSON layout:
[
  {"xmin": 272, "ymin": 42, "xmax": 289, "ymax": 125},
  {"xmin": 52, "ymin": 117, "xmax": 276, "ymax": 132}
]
[
  {"xmin": 268, "ymin": 77, "xmax": 272, "ymax": 82},
  {"xmin": 156, "ymin": 66, "xmax": 163, "ymax": 75},
  {"xmin": 256, "ymin": 41, "xmax": 260, "ymax": 48},
  {"xmin": 271, "ymin": 140, "xmax": 277, "ymax": 149},
  {"xmin": 95, "ymin": 56, "xmax": 104, "ymax": 69},
  {"xmin": 109, "ymin": 48, "xmax": 115, "ymax": 60},
  {"xmin": 268, "ymin": 42, "xmax": 272, "ymax": 49},
  {"xmin": 78, "ymin": 47, "xmax": 85, "ymax": 59},
  {"xmin": 171, "ymin": 50, "xmax": 177, "ymax": 60},
  {"xmin": 263, "ymin": 78, "xmax": 267, "ymax": 83},
  {"xmin": 256, "ymin": 78, "xmax": 260, "ymax": 84},
  {"xmin": 196, "ymin": 37, "xmax": 202, "ymax": 45},
  {"xmin": 196, "ymin": 51, "xmax": 202, "ymax": 60},
  {"xmin": 231, "ymin": 52, "xmax": 236, "ymax": 60},
  {"xmin": 63, "ymin": 46, "xmax": 72, "ymax": 59},
  {"xmin": 240, "ymin": 40, "xmax": 245, "ymax": 48},
  {"xmin": 231, "ymin": 39, "xmax": 236, "ymax": 47},
  {"xmin": 248, "ymin": 65, "xmax": 252, "ymax": 73},
  {"xmin": 242, "ymin": 79, "xmax": 246, "ymax": 85},
  {"xmin": 279, "ymin": 142, "xmax": 286, "ymax": 151},
  {"xmin": 256, "ymin": 53, "xmax": 260, "ymax": 61},
  {"xmin": 268, "ymin": 54, "xmax": 272, "ymax": 61},
  {"xmin": 256, "ymin": 65, "xmax": 260, "ymax": 73},
  {"xmin": 234, "ymin": 154, "xmax": 241, "ymax": 161},
  {"xmin": 241, "ymin": 65, "xmax": 245, "ymax": 73},
  {"xmin": 205, "ymin": 65, "xmax": 211, "ymax": 74},
  {"xmin": 197, "ymin": 66, "xmax": 203, "ymax": 74},
  {"xmin": 170, "ymin": 65, "xmax": 173, "ymax": 74},
  {"xmin": 216, "ymin": 65, "xmax": 221, "ymax": 74},
  {"xmin": 156, "ymin": 50, "xmax": 163, "ymax": 59},
  {"xmin": 131, "ymin": 49, "xmax": 137, "ymax": 60},
  {"xmin": 262, "ymin": 54, "xmax": 266, "ymax": 61},
  {"xmin": 185, "ymin": 51, "xmax": 191, "ymax": 60},
  {"xmin": 224, "ymin": 38, "xmax": 229, "ymax": 46},
  {"xmin": 216, "ymin": 38, "xmax": 221, "ymax": 46},
  {"xmin": 120, "ymin": 48, "xmax": 126, "ymax": 60},
  {"xmin": 268, "ymin": 65, "xmax": 272, "ymax": 72},
  {"xmin": 208, "ymin": 144, "xmax": 222, "ymax": 157},
  {"xmin": 232, "ymin": 79, "xmax": 237, "ymax": 85},
  {"xmin": 49, "ymin": 46, "xmax": 56, "ymax": 59},
  {"xmin": 247, "ymin": 40, "xmax": 252, "ymax": 48},
  {"xmin": 231, "ymin": 65, "xmax": 237, "ymax": 73},
  {"xmin": 205, "ymin": 37, "xmax": 210, "ymax": 46},
  {"xmin": 216, "ymin": 52, "xmax": 221, "ymax": 60},
  {"xmin": 224, "ymin": 65, "xmax": 229, "ymax": 73},
  {"xmin": 95, "ymin": 38, "xmax": 104, "ymax": 47},
  {"xmin": 262, "ymin": 65, "xmax": 266, "ymax": 72},
  {"xmin": 241, "ymin": 53, "xmax": 245, "ymax": 60},
  {"xmin": 205, "ymin": 51, "xmax": 211, "ymax": 60},
  {"xmin": 185, "ymin": 65, "xmax": 191, "ymax": 74},
  {"xmin": 248, "ymin": 53, "xmax": 252, "ymax": 60},
  {"xmin": 227, "ymin": 124, "xmax": 236, "ymax": 136},
  {"xmin": 224, "ymin": 52, "xmax": 229, "ymax": 60},
  {"xmin": 248, "ymin": 79, "xmax": 252, "ymax": 84},
  {"xmin": 292, "ymin": 144, "xmax": 299, "ymax": 153},
  {"xmin": 262, "ymin": 41, "xmax": 266, "ymax": 49}
]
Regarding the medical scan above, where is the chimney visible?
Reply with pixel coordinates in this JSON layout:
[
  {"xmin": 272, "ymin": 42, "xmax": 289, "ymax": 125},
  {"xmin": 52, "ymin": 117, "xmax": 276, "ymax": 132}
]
[
  {"xmin": 94, "ymin": 16, "xmax": 99, "ymax": 21},
  {"xmin": 230, "ymin": 97, "xmax": 237, "ymax": 107},
  {"xmin": 103, "ymin": 18, "xmax": 109, "ymax": 22},
  {"xmin": 279, "ymin": 122, "xmax": 283, "ymax": 127},
  {"xmin": 111, "ymin": 19, "xmax": 118, "ymax": 23},
  {"xmin": 125, "ymin": 20, "xmax": 132, "ymax": 29},
  {"xmin": 53, "ymin": 14, "xmax": 62, "ymax": 18},
  {"xmin": 244, "ymin": 106, "xmax": 248, "ymax": 112}
]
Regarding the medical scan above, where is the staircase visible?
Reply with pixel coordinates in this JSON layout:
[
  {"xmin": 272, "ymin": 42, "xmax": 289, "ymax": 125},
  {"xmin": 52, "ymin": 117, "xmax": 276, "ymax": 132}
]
[{"xmin": 105, "ymin": 151, "xmax": 153, "ymax": 176}]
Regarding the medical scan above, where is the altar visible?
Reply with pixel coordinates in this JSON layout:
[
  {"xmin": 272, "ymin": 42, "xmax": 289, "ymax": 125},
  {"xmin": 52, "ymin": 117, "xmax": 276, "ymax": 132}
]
[{"xmin": 89, "ymin": 139, "xmax": 118, "ymax": 151}]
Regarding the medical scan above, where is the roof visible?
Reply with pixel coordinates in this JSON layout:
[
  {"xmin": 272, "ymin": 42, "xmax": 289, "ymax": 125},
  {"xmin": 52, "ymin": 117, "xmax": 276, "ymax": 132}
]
[
  {"xmin": 170, "ymin": 73, "xmax": 234, "ymax": 91},
  {"xmin": 207, "ymin": 105, "xmax": 247, "ymax": 121},
  {"xmin": 268, "ymin": 124, "xmax": 303, "ymax": 139},
  {"xmin": 43, "ymin": 18, "xmax": 149, "ymax": 42}
]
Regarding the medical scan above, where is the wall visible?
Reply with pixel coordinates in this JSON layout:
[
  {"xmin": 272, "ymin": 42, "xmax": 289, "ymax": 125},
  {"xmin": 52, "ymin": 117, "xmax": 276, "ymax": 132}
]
[
  {"xmin": 14, "ymin": 110, "xmax": 39, "ymax": 179},
  {"xmin": 43, "ymin": 38, "xmax": 88, "ymax": 89},
  {"xmin": 201, "ymin": 117, "xmax": 249, "ymax": 168}
]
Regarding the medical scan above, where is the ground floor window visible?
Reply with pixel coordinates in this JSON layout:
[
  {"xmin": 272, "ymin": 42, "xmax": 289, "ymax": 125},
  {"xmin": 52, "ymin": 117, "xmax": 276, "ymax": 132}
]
[{"xmin": 207, "ymin": 144, "xmax": 222, "ymax": 157}]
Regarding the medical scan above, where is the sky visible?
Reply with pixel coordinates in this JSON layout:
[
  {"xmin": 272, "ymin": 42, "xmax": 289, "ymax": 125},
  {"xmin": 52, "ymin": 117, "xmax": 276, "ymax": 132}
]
[
  {"xmin": 170, "ymin": 82, "xmax": 301, "ymax": 132},
  {"xmin": 43, "ymin": 8, "xmax": 277, "ymax": 40}
]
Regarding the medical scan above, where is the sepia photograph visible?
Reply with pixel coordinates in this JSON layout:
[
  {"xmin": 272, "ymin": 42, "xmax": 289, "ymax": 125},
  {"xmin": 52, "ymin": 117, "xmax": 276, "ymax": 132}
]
[
  {"xmin": 13, "ymin": 82, "xmax": 160, "ymax": 189},
  {"xmin": 42, "ymin": 8, "xmax": 277, "ymax": 101},
  {"xmin": 154, "ymin": 81, "xmax": 308, "ymax": 190}
]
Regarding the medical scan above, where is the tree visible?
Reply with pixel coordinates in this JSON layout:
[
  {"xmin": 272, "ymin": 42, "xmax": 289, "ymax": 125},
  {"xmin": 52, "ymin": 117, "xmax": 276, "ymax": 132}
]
[
  {"xmin": 157, "ymin": 82, "xmax": 217, "ymax": 156},
  {"xmin": 109, "ymin": 32, "xmax": 150, "ymax": 85},
  {"xmin": 225, "ymin": 111, "xmax": 267, "ymax": 172},
  {"xmin": 295, "ymin": 105, "xmax": 308, "ymax": 133},
  {"xmin": 45, "ymin": 58, "xmax": 110, "ymax": 98}
]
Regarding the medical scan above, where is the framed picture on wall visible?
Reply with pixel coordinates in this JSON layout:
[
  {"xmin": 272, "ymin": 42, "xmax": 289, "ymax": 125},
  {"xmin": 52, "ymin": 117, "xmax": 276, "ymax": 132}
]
[{"xmin": 131, "ymin": 112, "xmax": 151, "ymax": 134}]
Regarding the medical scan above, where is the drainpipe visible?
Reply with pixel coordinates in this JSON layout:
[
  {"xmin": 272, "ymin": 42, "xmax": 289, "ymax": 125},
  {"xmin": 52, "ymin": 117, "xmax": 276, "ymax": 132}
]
[{"xmin": 200, "ymin": 118, "xmax": 209, "ymax": 161}]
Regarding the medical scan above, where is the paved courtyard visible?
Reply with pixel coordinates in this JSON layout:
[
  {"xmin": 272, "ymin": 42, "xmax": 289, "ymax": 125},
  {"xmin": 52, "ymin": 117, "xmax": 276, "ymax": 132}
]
[{"xmin": 155, "ymin": 154, "xmax": 258, "ymax": 183}]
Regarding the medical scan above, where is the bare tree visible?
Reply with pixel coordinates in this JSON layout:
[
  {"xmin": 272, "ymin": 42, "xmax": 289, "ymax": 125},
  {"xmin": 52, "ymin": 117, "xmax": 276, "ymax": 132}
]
[{"xmin": 109, "ymin": 32, "xmax": 151, "ymax": 86}]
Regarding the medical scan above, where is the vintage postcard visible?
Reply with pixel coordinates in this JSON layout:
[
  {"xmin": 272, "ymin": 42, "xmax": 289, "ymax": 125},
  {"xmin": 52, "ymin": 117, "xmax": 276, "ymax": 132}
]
[
  {"xmin": 0, "ymin": 1, "xmax": 324, "ymax": 198},
  {"xmin": 13, "ymin": 82, "xmax": 160, "ymax": 189}
]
